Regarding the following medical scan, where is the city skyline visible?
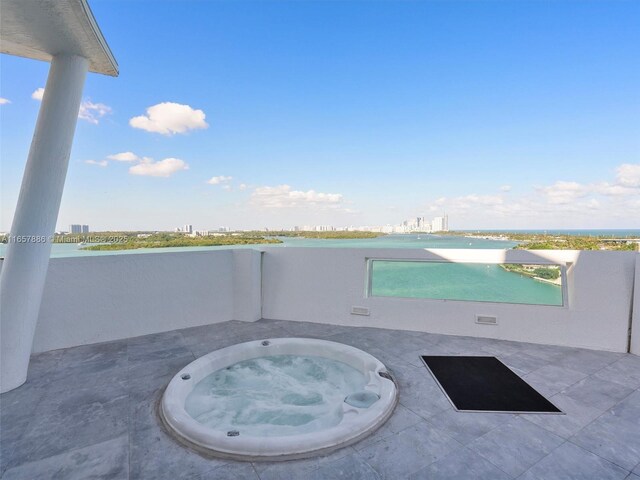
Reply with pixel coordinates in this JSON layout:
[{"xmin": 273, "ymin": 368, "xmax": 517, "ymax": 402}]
[
  {"xmin": 46, "ymin": 214, "xmax": 450, "ymax": 235},
  {"xmin": 1, "ymin": 1, "xmax": 639, "ymax": 232}
]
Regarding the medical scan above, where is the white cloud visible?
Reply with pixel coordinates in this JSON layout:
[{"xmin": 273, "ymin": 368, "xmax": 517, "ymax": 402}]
[
  {"xmin": 222, "ymin": 185, "xmax": 232, "ymax": 191},
  {"xmin": 239, "ymin": 183, "xmax": 248, "ymax": 191},
  {"xmin": 92, "ymin": 151, "xmax": 189, "ymax": 177},
  {"xmin": 31, "ymin": 88, "xmax": 44, "ymax": 100},
  {"xmin": 433, "ymin": 194, "xmax": 503, "ymax": 212},
  {"xmin": 32, "ymin": 88, "xmax": 111, "ymax": 123},
  {"xmin": 85, "ymin": 159, "xmax": 108, "ymax": 167},
  {"xmin": 207, "ymin": 175, "xmax": 233, "ymax": 185},
  {"xmin": 584, "ymin": 199, "xmax": 601, "ymax": 210},
  {"xmin": 461, "ymin": 194, "xmax": 504, "ymax": 206},
  {"xmin": 78, "ymin": 100, "xmax": 112, "ymax": 124},
  {"xmin": 129, "ymin": 102, "xmax": 208, "ymax": 135},
  {"xmin": 594, "ymin": 183, "xmax": 638, "ymax": 197},
  {"xmin": 536, "ymin": 165, "xmax": 640, "ymax": 203},
  {"xmin": 500, "ymin": 185, "xmax": 512, "ymax": 192},
  {"xmin": 616, "ymin": 163, "xmax": 640, "ymax": 188},
  {"xmin": 252, "ymin": 184, "xmax": 344, "ymax": 209},
  {"xmin": 537, "ymin": 181, "xmax": 589, "ymax": 205},
  {"xmin": 0, "ymin": 97, "xmax": 10, "ymax": 105},
  {"xmin": 129, "ymin": 157, "xmax": 189, "ymax": 177},
  {"xmin": 423, "ymin": 162, "xmax": 640, "ymax": 228},
  {"xmin": 107, "ymin": 152, "xmax": 140, "ymax": 162}
]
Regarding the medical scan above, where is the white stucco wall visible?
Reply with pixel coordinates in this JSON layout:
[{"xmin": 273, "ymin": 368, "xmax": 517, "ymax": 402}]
[
  {"xmin": 630, "ymin": 254, "xmax": 640, "ymax": 355},
  {"xmin": 261, "ymin": 248, "xmax": 637, "ymax": 352},
  {"xmin": 0, "ymin": 247, "xmax": 635, "ymax": 354},
  {"xmin": 233, "ymin": 249, "xmax": 263, "ymax": 322},
  {"xmin": 30, "ymin": 250, "xmax": 236, "ymax": 352}
]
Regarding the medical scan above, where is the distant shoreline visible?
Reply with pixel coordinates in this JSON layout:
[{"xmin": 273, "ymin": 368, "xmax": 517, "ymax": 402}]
[
  {"xmin": 498, "ymin": 264, "xmax": 562, "ymax": 287},
  {"xmin": 443, "ymin": 231, "xmax": 638, "ymax": 251},
  {"xmin": 76, "ymin": 230, "xmax": 385, "ymax": 251}
]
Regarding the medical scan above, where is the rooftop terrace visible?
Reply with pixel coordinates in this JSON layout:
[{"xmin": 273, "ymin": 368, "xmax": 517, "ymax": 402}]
[
  {"xmin": 1, "ymin": 3, "xmax": 638, "ymax": 479},
  {"xmin": 2, "ymin": 318, "xmax": 639, "ymax": 479}
]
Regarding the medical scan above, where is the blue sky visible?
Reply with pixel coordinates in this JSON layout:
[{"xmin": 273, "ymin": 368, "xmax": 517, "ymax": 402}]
[{"xmin": 1, "ymin": 0, "xmax": 639, "ymax": 231}]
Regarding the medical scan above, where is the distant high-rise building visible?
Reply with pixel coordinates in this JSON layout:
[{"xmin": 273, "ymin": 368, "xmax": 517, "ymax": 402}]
[
  {"xmin": 183, "ymin": 224, "xmax": 193, "ymax": 234},
  {"xmin": 431, "ymin": 215, "xmax": 449, "ymax": 232},
  {"xmin": 68, "ymin": 224, "xmax": 89, "ymax": 233}
]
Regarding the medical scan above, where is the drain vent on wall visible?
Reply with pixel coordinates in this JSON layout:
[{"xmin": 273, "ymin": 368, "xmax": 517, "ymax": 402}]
[
  {"xmin": 476, "ymin": 314, "xmax": 498, "ymax": 325},
  {"xmin": 351, "ymin": 306, "xmax": 370, "ymax": 316}
]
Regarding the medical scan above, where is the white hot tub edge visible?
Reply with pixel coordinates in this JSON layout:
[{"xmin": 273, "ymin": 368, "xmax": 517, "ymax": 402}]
[{"xmin": 159, "ymin": 337, "xmax": 399, "ymax": 461}]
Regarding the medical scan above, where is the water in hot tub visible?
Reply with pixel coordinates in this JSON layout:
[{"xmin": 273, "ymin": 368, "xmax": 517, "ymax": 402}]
[{"xmin": 184, "ymin": 355, "xmax": 367, "ymax": 436}]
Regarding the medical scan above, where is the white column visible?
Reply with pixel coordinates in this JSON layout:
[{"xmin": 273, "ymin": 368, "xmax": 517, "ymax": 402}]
[{"xmin": 0, "ymin": 54, "xmax": 88, "ymax": 393}]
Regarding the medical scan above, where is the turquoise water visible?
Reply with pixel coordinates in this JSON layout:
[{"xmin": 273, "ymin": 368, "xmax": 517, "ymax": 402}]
[
  {"xmin": 371, "ymin": 261, "xmax": 563, "ymax": 306},
  {"xmin": 185, "ymin": 355, "xmax": 366, "ymax": 437},
  {"xmin": 0, "ymin": 233, "xmax": 516, "ymax": 258}
]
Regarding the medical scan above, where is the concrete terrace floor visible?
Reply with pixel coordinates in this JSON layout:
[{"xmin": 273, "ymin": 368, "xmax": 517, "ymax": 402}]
[{"xmin": 1, "ymin": 319, "xmax": 640, "ymax": 480}]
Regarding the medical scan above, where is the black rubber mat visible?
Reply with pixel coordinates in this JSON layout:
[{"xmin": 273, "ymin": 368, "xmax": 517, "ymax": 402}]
[{"xmin": 421, "ymin": 356, "xmax": 562, "ymax": 413}]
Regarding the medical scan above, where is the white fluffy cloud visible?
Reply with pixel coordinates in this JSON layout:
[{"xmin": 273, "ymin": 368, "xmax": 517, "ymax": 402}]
[
  {"xmin": 425, "ymin": 163, "xmax": 640, "ymax": 227},
  {"xmin": 252, "ymin": 185, "xmax": 344, "ymax": 209},
  {"xmin": 107, "ymin": 152, "xmax": 140, "ymax": 162},
  {"xmin": 31, "ymin": 88, "xmax": 44, "ymax": 100},
  {"xmin": 433, "ymin": 194, "xmax": 503, "ymax": 212},
  {"xmin": 129, "ymin": 102, "xmax": 208, "ymax": 135},
  {"xmin": 0, "ymin": 97, "xmax": 10, "ymax": 105},
  {"xmin": 594, "ymin": 183, "xmax": 638, "ymax": 197},
  {"xmin": 32, "ymin": 88, "xmax": 111, "ymax": 123},
  {"xmin": 207, "ymin": 175, "xmax": 233, "ymax": 185},
  {"xmin": 500, "ymin": 185, "xmax": 512, "ymax": 192},
  {"xmin": 616, "ymin": 163, "xmax": 640, "ymax": 188},
  {"xmin": 87, "ymin": 151, "xmax": 189, "ymax": 177},
  {"xmin": 78, "ymin": 101, "xmax": 112, "ymax": 124},
  {"xmin": 537, "ymin": 181, "xmax": 589, "ymax": 205},
  {"xmin": 536, "ymin": 165, "xmax": 640, "ymax": 203},
  {"xmin": 84, "ymin": 159, "xmax": 108, "ymax": 167},
  {"xmin": 129, "ymin": 157, "xmax": 189, "ymax": 177}
]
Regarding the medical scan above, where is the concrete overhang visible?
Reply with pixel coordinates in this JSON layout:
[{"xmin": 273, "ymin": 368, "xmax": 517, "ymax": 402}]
[{"xmin": 0, "ymin": 0, "xmax": 118, "ymax": 76}]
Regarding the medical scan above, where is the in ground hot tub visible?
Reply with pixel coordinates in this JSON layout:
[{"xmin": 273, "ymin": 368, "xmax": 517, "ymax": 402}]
[{"xmin": 160, "ymin": 337, "xmax": 398, "ymax": 461}]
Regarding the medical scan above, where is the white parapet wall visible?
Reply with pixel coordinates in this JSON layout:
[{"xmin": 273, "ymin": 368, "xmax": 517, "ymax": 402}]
[
  {"xmin": 232, "ymin": 249, "xmax": 263, "ymax": 323},
  {"xmin": 0, "ymin": 247, "xmax": 636, "ymax": 354},
  {"xmin": 30, "ymin": 250, "xmax": 238, "ymax": 352},
  {"xmin": 631, "ymin": 254, "xmax": 640, "ymax": 355},
  {"xmin": 262, "ymin": 248, "xmax": 637, "ymax": 353}
]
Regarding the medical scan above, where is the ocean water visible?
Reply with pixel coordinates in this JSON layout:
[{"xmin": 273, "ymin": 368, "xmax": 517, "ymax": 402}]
[{"xmin": 184, "ymin": 355, "xmax": 366, "ymax": 437}]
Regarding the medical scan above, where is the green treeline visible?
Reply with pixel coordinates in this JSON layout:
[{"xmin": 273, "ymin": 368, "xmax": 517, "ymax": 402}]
[
  {"xmin": 444, "ymin": 232, "xmax": 637, "ymax": 251},
  {"xmin": 79, "ymin": 232, "xmax": 282, "ymax": 251},
  {"xmin": 0, "ymin": 230, "xmax": 385, "ymax": 252},
  {"xmin": 502, "ymin": 263, "xmax": 561, "ymax": 280}
]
